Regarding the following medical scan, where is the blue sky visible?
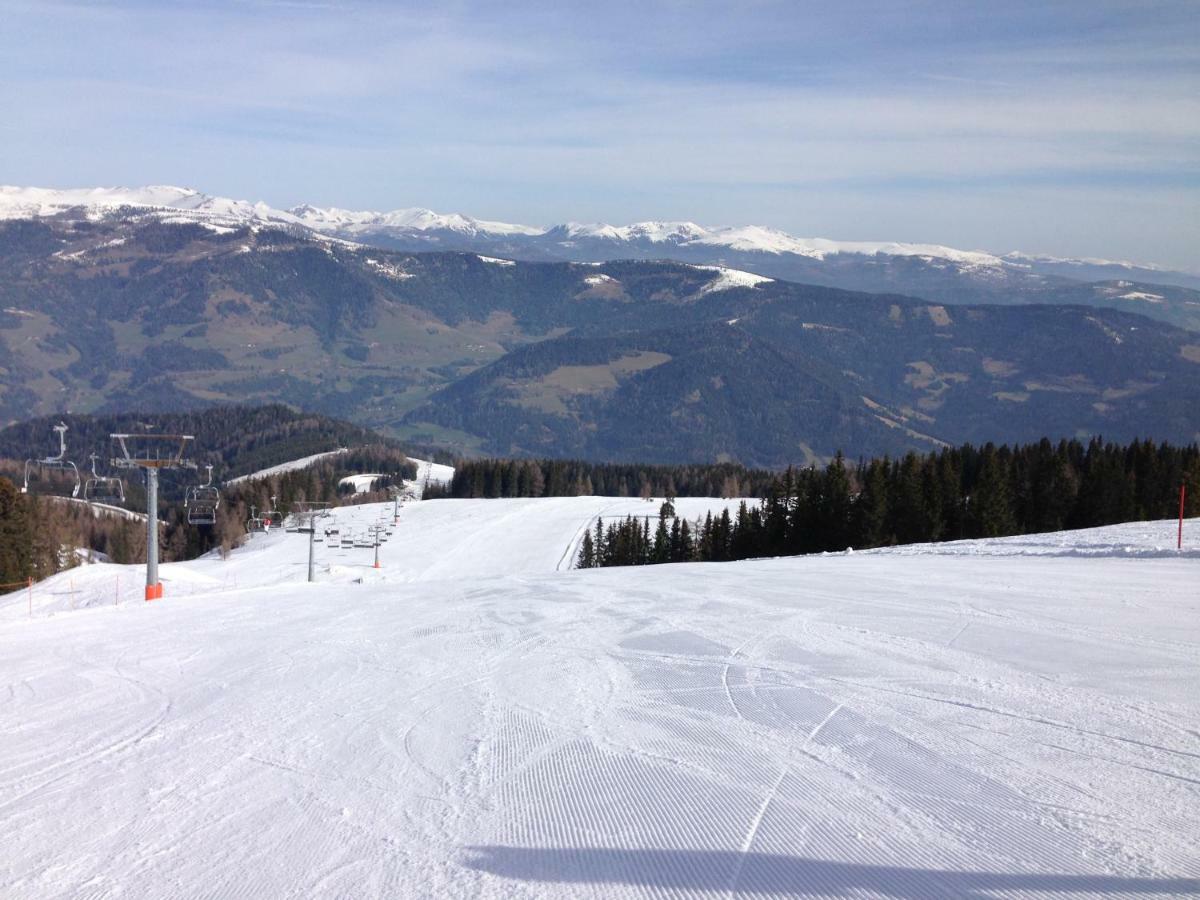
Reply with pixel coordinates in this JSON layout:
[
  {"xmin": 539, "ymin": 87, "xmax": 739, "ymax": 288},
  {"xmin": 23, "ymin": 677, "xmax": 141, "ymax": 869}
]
[{"xmin": 2, "ymin": 0, "xmax": 1197, "ymax": 268}]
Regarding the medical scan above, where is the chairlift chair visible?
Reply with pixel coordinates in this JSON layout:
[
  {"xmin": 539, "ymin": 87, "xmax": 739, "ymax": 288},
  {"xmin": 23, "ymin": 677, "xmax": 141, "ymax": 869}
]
[
  {"xmin": 246, "ymin": 505, "xmax": 267, "ymax": 534},
  {"xmin": 22, "ymin": 422, "xmax": 81, "ymax": 497},
  {"xmin": 83, "ymin": 453, "xmax": 126, "ymax": 505},
  {"xmin": 185, "ymin": 465, "xmax": 220, "ymax": 526},
  {"xmin": 261, "ymin": 495, "xmax": 280, "ymax": 531}
]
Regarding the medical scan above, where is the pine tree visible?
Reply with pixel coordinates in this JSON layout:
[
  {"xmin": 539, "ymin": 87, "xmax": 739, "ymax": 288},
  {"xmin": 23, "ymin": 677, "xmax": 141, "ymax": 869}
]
[
  {"xmin": 577, "ymin": 531, "xmax": 596, "ymax": 569},
  {"xmin": 0, "ymin": 477, "xmax": 33, "ymax": 585},
  {"xmin": 855, "ymin": 458, "xmax": 890, "ymax": 548},
  {"xmin": 653, "ymin": 517, "xmax": 670, "ymax": 562},
  {"xmin": 971, "ymin": 444, "xmax": 1017, "ymax": 538}
]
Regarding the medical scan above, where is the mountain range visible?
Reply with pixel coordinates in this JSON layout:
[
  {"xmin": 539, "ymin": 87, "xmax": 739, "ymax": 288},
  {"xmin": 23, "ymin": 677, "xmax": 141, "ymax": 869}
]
[
  {"xmin": 4, "ymin": 186, "xmax": 1199, "ymax": 333},
  {"xmin": 2, "ymin": 186, "xmax": 1198, "ymax": 466}
]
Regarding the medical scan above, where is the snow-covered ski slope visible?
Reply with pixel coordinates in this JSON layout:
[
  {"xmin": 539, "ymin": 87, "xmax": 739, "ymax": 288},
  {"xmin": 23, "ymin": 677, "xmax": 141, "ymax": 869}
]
[
  {"xmin": 2, "ymin": 503, "xmax": 1198, "ymax": 899},
  {"xmin": 225, "ymin": 448, "xmax": 349, "ymax": 485}
]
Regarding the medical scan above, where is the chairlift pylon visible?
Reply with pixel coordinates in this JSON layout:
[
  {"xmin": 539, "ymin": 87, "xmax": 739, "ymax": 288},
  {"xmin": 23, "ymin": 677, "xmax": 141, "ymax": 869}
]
[
  {"xmin": 23, "ymin": 422, "xmax": 81, "ymax": 498},
  {"xmin": 185, "ymin": 465, "xmax": 220, "ymax": 526},
  {"xmin": 84, "ymin": 453, "xmax": 126, "ymax": 505}
]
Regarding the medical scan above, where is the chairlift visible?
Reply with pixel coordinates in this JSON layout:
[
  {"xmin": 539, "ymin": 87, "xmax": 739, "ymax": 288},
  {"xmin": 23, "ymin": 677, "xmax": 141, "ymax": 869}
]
[
  {"xmin": 83, "ymin": 453, "xmax": 125, "ymax": 505},
  {"xmin": 246, "ymin": 505, "xmax": 267, "ymax": 534},
  {"xmin": 23, "ymin": 422, "xmax": 81, "ymax": 497},
  {"xmin": 261, "ymin": 495, "xmax": 280, "ymax": 530},
  {"xmin": 185, "ymin": 465, "xmax": 220, "ymax": 526}
]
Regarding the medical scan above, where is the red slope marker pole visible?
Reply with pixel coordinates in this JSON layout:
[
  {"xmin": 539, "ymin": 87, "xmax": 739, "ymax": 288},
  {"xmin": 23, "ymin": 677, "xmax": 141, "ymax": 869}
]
[
  {"xmin": 1180, "ymin": 482, "xmax": 1187, "ymax": 551},
  {"xmin": 28, "ymin": 577, "xmax": 33, "ymax": 618}
]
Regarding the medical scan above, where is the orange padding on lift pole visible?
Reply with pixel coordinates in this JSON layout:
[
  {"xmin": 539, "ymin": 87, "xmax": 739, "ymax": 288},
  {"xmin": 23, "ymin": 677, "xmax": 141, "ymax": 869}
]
[{"xmin": 145, "ymin": 583, "xmax": 163, "ymax": 601}]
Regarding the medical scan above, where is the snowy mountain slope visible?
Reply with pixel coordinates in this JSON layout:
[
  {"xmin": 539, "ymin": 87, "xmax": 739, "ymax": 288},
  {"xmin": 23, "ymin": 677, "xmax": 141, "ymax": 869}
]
[
  {"xmin": 288, "ymin": 204, "xmax": 542, "ymax": 238},
  {"xmin": 0, "ymin": 184, "xmax": 302, "ymax": 229},
  {"xmin": 1, "ymin": 506, "xmax": 1197, "ymax": 898}
]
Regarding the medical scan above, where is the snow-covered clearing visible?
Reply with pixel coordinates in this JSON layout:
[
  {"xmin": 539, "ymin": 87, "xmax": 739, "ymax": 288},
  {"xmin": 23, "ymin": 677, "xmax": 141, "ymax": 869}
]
[
  {"xmin": 691, "ymin": 264, "xmax": 774, "ymax": 294},
  {"xmin": 338, "ymin": 472, "xmax": 385, "ymax": 494},
  {"xmin": 404, "ymin": 456, "xmax": 455, "ymax": 497},
  {"xmin": 2, "ymin": 507, "xmax": 1198, "ymax": 898},
  {"xmin": 226, "ymin": 448, "xmax": 349, "ymax": 485}
]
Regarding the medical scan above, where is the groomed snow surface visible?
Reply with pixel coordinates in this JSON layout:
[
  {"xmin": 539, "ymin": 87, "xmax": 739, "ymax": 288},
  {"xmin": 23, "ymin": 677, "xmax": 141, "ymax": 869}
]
[{"xmin": 2, "ymin": 501, "xmax": 1198, "ymax": 899}]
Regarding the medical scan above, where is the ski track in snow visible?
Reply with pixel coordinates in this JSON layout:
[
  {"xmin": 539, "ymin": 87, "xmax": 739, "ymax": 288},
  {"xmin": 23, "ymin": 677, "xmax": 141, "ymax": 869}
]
[{"xmin": 1, "ymin": 505, "xmax": 1199, "ymax": 898}]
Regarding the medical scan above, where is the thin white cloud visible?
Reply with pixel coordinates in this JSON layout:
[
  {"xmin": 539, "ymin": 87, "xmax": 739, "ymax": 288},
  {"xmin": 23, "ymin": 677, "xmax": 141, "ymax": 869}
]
[{"xmin": 2, "ymin": 0, "xmax": 1197, "ymax": 267}]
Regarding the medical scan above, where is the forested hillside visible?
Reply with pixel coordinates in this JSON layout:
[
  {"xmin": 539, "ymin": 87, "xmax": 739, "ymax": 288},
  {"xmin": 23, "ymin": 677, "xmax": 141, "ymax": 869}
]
[
  {"xmin": 436, "ymin": 457, "xmax": 776, "ymax": 499},
  {"xmin": 0, "ymin": 404, "xmax": 399, "ymax": 486},
  {"xmin": 579, "ymin": 437, "xmax": 1200, "ymax": 568},
  {"xmin": 411, "ymin": 302, "xmax": 1200, "ymax": 466},
  {"xmin": 4, "ymin": 216, "xmax": 1199, "ymax": 464},
  {"xmin": 0, "ymin": 406, "xmax": 419, "ymax": 587}
]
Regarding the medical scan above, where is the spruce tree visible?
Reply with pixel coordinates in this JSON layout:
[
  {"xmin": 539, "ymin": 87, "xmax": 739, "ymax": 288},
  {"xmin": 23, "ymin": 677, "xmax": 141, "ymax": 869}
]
[
  {"xmin": 0, "ymin": 477, "xmax": 32, "ymax": 585},
  {"xmin": 577, "ymin": 531, "xmax": 596, "ymax": 569}
]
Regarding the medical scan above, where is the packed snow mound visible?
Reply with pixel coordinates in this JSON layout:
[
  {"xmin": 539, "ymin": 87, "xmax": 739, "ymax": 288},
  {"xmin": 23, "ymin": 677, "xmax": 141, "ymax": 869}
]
[{"xmin": 2, "ymin": 509, "xmax": 1197, "ymax": 897}]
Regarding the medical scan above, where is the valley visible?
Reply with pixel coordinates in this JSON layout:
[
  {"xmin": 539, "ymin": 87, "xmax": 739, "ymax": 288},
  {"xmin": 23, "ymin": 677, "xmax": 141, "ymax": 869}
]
[{"xmin": 2, "ymin": 210, "xmax": 1198, "ymax": 465}]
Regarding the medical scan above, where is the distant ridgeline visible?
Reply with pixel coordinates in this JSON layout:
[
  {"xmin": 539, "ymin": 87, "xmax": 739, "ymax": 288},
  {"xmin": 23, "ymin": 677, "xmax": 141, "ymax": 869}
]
[{"xmin": 576, "ymin": 437, "xmax": 1200, "ymax": 568}]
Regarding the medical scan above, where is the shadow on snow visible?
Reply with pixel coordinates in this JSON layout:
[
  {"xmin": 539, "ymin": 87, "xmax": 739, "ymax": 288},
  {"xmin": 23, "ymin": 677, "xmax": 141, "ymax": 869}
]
[{"xmin": 463, "ymin": 846, "xmax": 1199, "ymax": 897}]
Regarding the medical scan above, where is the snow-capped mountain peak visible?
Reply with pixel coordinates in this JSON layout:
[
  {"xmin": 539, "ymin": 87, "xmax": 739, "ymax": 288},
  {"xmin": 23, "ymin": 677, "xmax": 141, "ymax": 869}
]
[
  {"xmin": 287, "ymin": 203, "xmax": 542, "ymax": 238},
  {"xmin": 555, "ymin": 221, "xmax": 709, "ymax": 243},
  {"xmin": 0, "ymin": 185, "xmax": 301, "ymax": 228},
  {"xmin": 1, "ymin": 185, "xmax": 1186, "ymax": 282}
]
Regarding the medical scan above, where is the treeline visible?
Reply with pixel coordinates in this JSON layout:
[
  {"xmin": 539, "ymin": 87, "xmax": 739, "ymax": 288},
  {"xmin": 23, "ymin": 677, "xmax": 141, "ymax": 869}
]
[
  {"xmin": 579, "ymin": 438, "xmax": 1199, "ymax": 568},
  {"xmin": 432, "ymin": 458, "xmax": 776, "ymax": 500},
  {"xmin": 0, "ymin": 476, "xmax": 149, "ymax": 588}
]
